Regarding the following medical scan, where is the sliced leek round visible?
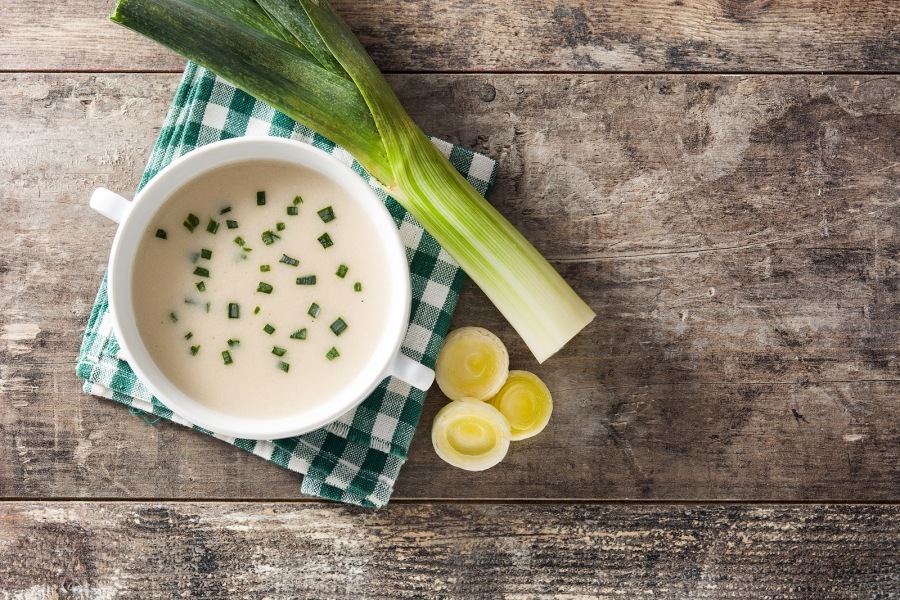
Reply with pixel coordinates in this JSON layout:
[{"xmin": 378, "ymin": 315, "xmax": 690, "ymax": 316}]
[
  {"xmin": 488, "ymin": 370, "xmax": 553, "ymax": 441},
  {"xmin": 435, "ymin": 327, "xmax": 509, "ymax": 401},
  {"xmin": 431, "ymin": 399, "xmax": 511, "ymax": 471}
]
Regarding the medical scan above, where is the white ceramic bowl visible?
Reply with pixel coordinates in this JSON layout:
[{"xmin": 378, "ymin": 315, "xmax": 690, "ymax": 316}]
[{"xmin": 91, "ymin": 137, "xmax": 433, "ymax": 439}]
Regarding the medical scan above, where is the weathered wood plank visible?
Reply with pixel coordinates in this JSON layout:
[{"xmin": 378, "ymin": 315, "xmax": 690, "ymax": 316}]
[
  {"xmin": 2, "ymin": 73, "xmax": 900, "ymax": 501},
  {"xmin": 1, "ymin": 502, "xmax": 898, "ymax": 598},
  {"xmin": 2, "ymin": 0, "xmax": 899, "ymax": 73}
]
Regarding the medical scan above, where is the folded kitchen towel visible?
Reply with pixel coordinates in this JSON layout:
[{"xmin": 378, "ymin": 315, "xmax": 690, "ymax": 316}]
[{"xmin": 76, "ymin": 62, "xmax": 497, "ymax": 508}]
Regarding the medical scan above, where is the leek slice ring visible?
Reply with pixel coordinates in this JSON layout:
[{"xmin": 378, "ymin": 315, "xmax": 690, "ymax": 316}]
[
  {"xmin": 435, "ymin": 327, "xmax": 509, "ymax": 401},
  {"xmin": 488, "ymin": 370, "xmax": 553, "ymax": 441},
  {"xmin": 431, "ymin": 399, "xmax": 511, "ymax": 471}
]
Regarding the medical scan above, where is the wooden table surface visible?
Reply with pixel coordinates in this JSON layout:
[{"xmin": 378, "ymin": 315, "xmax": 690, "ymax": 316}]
[{"xmin": 2, "ymin": 1, "xmax": 899, "ymax": 597}]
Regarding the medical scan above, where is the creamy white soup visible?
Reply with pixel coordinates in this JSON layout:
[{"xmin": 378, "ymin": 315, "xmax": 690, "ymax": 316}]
[{"xmin": 132, "ymin": 160, "xmax": 392, "ymax": 420}]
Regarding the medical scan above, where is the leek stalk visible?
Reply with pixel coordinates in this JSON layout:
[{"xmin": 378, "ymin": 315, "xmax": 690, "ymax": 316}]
[{"xmin": 111, "ymin": 0, "xmax": 595, "ymax": 362}]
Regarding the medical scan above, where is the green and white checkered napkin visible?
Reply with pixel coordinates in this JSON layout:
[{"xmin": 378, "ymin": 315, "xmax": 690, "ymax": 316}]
[{"xmin": 76, "ymin": 62, "xmax": 497, "ymax": 508}]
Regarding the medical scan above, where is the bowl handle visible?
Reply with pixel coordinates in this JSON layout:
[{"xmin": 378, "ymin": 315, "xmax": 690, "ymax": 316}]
[
  {"xmin": 389, "ymin": 353, "xmax": 435, "ymax": 392},
  {"xmin": 90, "ymin": 188, "xmax": 132, "ymax": 224}
]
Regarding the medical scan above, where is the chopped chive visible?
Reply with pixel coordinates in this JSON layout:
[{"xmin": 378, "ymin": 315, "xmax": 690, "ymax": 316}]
[
  {"xmin": 206, "ymin": 219, "xmax": 219, "ymax": 234},
  {"xmin": 276, "ymin": 221, "xmax": 286, "ymax": 231},
  {"xmin": 261, "ymin": 230, "xmax": 280, "ymax": 245},
  {"xmin": 228, "ymin": 303, "xmax": 240, "ymax": 319},
  {"xmin": 169, "ymin": 312, "xmax": 178, "ymax": 323},
  {"xmin": 308, "ymin": 302, "xmax": 320, "ymax": 318},
  {"xmin": 290, "ymin": 328, "xmax": 307, "ymax": 340},
  {"xmin": 234, "ymin": 236, "xmax": 246, "ymax": 247},
  {"xmin": 195, "ymin": 281, "xmax": 206, "ymax": 292},
  {"xmin": 287, "ymin": 206, "xmax": 298, "ymax": 216},
  {"xmin": 330, "ymin": 317, "xmax": 348, "ymax": 337},
  {"xmin": 226, "ymin": 220, "xmax": 239, "ymax": 229},
  {"xmin": 293, "ymin": 195, "xmax": 303, "ymax": 205},
  {"xmin": 257, "ymin": 191, "xmax": 266, "ymax": 205},
  {"xmin": 190, "ymin": 345, "xmax": 200, "ymax": 356},
  {"xmin": 193, "ymin": 266, "xmax": 210, "ymax": 278},
  {"xmin": 263, "ymin": 323, "xmax": 275, "ymax": 335},
  {"xmin": 205, "ymin": 302, "xmax": 211, "ymax": 313},
  {"xmin": 272, "ymin": 346, "xmax": 286, "ymax": 357},
  {"xmin": 155, "ymin": 229, "xmax": 167, "ymax": 240},
  {"xmin": 257, "ymin": 282, "xmax": 273, "ymax": 294},
  {"xmin": 190, "ymin": 251, "xmax": 201, "ymax": 264},
  {"xmin": 200, "ymin": 248, "xmax": 212, "ymax": 260},
  {"xmin": 279, "ymin": 254, "xmax": 299, "ymax": 267},
  {"xmin": 227, "ymin": 338, "xmax": 240, "ymax": 348},
  {"xmin": 336, "ymin": 264, "xmax": 348, "ymax": 278},
  {"xmin": 317, "ymin": 206, "xmax": 336, "ymax": 223},
  {"xmin": 184, "ymin": 331, "xmax": 193, "ymax": 340},
  {"xmin": 326, "ymin": 347, "xmax": 340, "ymax": 361},
  {"xmin": 184, "ymin": 297, "xmax": 198, "ymax": 306},
  {"xmin": 222, "ymin": 350, "xmax": 233, "ymax": 365},
  {"xmin": 260, "ymin": 264, "xmax": 271, "ymax": 272},
  {"xmin": 277, "ymin": 361, "xmax": 290, "ymax": 373},
  {"xmin": 183, "ymin": 213, "xmax": 200, "ymax": 232},
  {"xmin": 296, "ymin": 275, "xmax": 317, "ymax": 285},
  {"xmin": 317, "ymin": 233, "xmax": 333, "ymax": 248},
  {"xmin": 220, "ymin": 206, "xmax": 232, "ymax": 215},
  {"xmin": 254, "ymin": 306, "xmax": 261, "ymax": 315},
  {"xmin": 239, "ymin": 254, "xmax": 249, "ymax": 261},
  {"xmin": 243, "ymin": 247, "xmax": 253, "ymax": 252},
  {"xmin": 354, "ymin": 281, "xmax": 362, "ymax": 292}
]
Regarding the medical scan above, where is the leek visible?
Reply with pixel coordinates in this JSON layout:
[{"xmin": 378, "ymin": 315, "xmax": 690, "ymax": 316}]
[
  {"xmin": 111, "ymin": 0, "xmax": 595, "ymax": 362},
  {"xmin": 432, "ymin": 399, "xmax": 511, "ymax": 471},
  {"xmin": 488, "ymin": 370, "xmax": 553, "ymax": 441},
  {"xmin": 435, "ymin": 326, "xmax": 509, "ymax": 401}
]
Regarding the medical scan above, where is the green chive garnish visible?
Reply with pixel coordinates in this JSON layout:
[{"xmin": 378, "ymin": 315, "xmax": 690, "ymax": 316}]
[
  {"xmin": 354, "ymin": 282, "xmax": 362, "ymax": 292},
  {"xmin": 318, "ymin": 233, "xmax": 333, "ymax": 248},
  {"xmin": 257, "ymin": 282, "xmax": 273, "ymax": 294},
  {"xmin": 220, "ymin": 206, "xmax": 232, "ymax": 215},
  {"xmin": 276, "ymin": 221, "xmax": 286, "ymax": 231},
  {"xmin": 280, "ymin": 254, "xmax": 299, "ymax": 267},
  {"xmin": 227, "ymin": 338, "xmax": 240, "ymax": 348},
  {"xmin": 184, "ymin": 332, "xmax": 193, "ymax": 340},
  {"xmin": 260, "ymin": 264, "xmax": 271, "ymax": 272},
  {"xmin": 317, "ymin": 206, "xmax": 336, "ymax": 223},
  {"xmin": 277, "ymin": 361, "xmax": 290, "ymax": 372},
  {"xmin": 261, "ymin": 230, "xmax": 280, "ymax": 245},
  {"xmin": 228, "ymin": 303, "xmax": 239, "ymax": 319},
  {"xmin": 257, "ymin": 191, "xmax": 266, "ymax": 205},
  {"xmin": 169, "ymin": 312, "xmax": 178, "ymax": 322},
  {"xmin": 206, "ymin": 219, "xmax": 219, "ymax": 234},
  {"xmin": 326, "ymin": 347, "xmax": 340, "ymax": 361},
  {"xmin": 293, "ymin": 195, "xmax": 303, "ymax": 205},
  {"xmin": 190, "ymin": 345, "xmax": 200, "ymax": 356},
  {"xmin": 190, "ymin": 251, "xmax": 201, "ymax": 264},
  {"xmin": 296, "ymin": 275, "xmax": 317, "ymax": 285},
  {"xmin": 155, "ymin": 229, "xmax": 167, "ymax": 239},
  {"xmin": 184, "ymin": 297, "xmax": 198, "ymax": 306},
  {"xmin": 308, "ymin": 302, "xmax": 320, "ymax": 318},
  {"xmin": 193, "ymin": 266, "xmax": 210, "ymax": 278},
  {"xmin": 205, "ymin": 302, "xmax": 211, "ymax": 313},
  {"xmin": 263, "ymin": 323, "xmax": 275, "ymax": 335},
  {"xmin": 183, "ymin": 213, "xmax": 200, "ymax": 232},
  {"xmin": 330, "ymin": 317, "xmax": 348, "ymax": 336},
  {"xmin": 226, "ymin": 220, "xmax": 239, "ymax": 229},
  {"xmin": 272, "ymin": 346, "xmax": 286, "ymax": 357},
  {"xmin": 287, "ymin": 206, "xmax": 298, "ymax": 216},
  {"xmin": 290, "ymin": 328, "xmax": 307, "ymax": 340},
  {"xmin": 234, "ymin": 236, "xmax": 246, "ymax": 247},
  {"xmin": 200, "ymin": 248, "xmax": 212, "ymax": 260},
  {"xmin": 254, "ymin": 306, "xmax": 261, "ymax": 315},
  {"xmin": 336, "ymin": 264, "xmax": 348, "ymax": 278},
  {"xmin": 195, "ymin": 281, "xmax": 206, "ymax": 292},
  {"xmin": 222, "ymin": 350, "xmax": 233, "ymax": 365}
]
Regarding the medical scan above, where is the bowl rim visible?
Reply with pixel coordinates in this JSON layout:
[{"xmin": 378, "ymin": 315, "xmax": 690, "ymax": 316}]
[{"xmin": 106, "ymin": 137, "xmax": 411, "ymax": 439}]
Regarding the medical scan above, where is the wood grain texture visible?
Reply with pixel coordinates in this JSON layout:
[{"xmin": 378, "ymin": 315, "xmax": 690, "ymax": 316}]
[
  {"xmin": 1, "ymin": 502, "xmax": 898, "ymax": 598},
  {"xmin": 2, "ymin": 0, "xmax": 898, "ymax": 73},
  {"xmin": 1, "ymin": 73, "xmax": 899, "ymax": 501}
]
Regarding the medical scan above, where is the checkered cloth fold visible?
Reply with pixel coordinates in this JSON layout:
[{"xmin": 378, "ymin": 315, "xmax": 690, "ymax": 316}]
[{"xmin": 76, "ymin": 62, "xmax": 497, "ymax": 508}]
